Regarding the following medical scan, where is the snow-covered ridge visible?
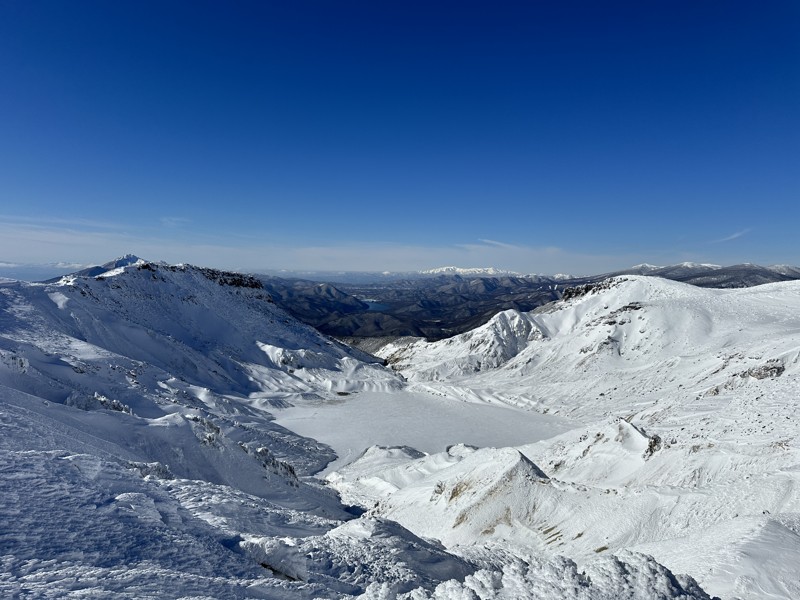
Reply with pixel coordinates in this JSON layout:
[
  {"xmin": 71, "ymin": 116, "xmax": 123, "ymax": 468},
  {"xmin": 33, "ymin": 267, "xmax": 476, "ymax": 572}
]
[
  {"xmin": 379, "ymin": 276, "xmax": 800, "ymax": 405},
  {"xmin": 675, "ymin": 261, "xmax": 722, "ymax": 269},
  {"xmin": 769, "ymin": 264, "xmax": 800, "ymax": 277},
  {"xmin": 39, "ymin": 260, "xmax": 400, "ymax": 395},
  {"xmin": 366, "ymin": 275, "xmax": 800, "ymax": 598}
]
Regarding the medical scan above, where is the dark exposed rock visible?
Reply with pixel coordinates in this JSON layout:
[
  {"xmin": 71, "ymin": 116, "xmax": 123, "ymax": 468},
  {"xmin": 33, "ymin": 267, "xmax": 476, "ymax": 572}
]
[{"xmin": 743, "ymin": 360, "xmax": 785, "ymax": 380}]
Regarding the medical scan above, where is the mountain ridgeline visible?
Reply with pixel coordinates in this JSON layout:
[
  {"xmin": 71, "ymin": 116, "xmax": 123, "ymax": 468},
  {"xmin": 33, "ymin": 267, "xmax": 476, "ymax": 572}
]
[
  {"xmin": 254, "ymin": 262, "xmax": 800, "ymax": 341},
  {"xmin": 38, "ymin": 258, "xmax": 800, "ymax": 342}
]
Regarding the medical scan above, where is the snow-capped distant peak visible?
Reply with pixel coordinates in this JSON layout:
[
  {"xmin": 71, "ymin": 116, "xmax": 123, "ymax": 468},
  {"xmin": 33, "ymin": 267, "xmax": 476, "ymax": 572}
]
[
  {"xmin": 676, "ymin": 262, "xmax": 722, "ymax": 269},
  {"xmin": 768, "ymin": 264, "xmax": 800, "ymax": 276},
  {"xmin": 101, "ymin": 254, "xmax": 144, "ymax": 269},
  {"xmin": 421, "ymin": 266, "xmax": 521, "ymax": 277},
  {"xmin": 97, "ymin": 264, "xmax": 140, "ymax": 278},
  {"xmin": 45, "ymin": 255, "xmax": 148, "ymax": 284},
  {"xmin": 526, "ymin": 272, "xmax": 576, "ymax": 280},
  {"xmin": 630, "ymin": 263, "xmax": 662, "ymax": 270}
]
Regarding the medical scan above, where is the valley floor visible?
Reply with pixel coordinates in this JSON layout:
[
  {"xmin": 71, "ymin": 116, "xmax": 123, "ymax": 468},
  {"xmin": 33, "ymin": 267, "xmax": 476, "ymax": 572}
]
[{"xmin": 272, "ymin": 391, "xmax": 574, "ymax": 474}]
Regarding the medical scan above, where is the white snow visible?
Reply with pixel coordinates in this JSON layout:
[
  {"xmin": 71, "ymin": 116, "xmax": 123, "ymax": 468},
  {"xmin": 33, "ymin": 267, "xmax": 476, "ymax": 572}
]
[
  {"xmin": 366, "ymin": 276, "xmax": 800, "ymax": 598},
  {"xmin": 420, "ymin": 266, "xmax": 522, "ymax": 277},
  {"xmin": 676, "ymin": 262, "xmax": 723, "ymax": 269},
  {"xmin": 47, "ymin": 290, "xmax": 70, "ymax": 309},
  {"xmin": 4, "ymin": 262, "xmax": 799, "ymax": 598},
  {"xmin": 272, "ymin": 391, "xmax": 573, "ymax": 474}
]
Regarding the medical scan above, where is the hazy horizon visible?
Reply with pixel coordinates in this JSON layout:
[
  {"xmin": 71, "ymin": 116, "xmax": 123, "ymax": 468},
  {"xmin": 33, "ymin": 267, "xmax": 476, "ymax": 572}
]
[{"xmin": 1, "ymin": 247, "xmax": 797, "ymax": 283}]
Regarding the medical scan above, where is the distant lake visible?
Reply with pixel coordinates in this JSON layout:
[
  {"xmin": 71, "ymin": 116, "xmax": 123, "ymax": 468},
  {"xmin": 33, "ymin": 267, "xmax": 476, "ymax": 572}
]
[{"xmin": 365, "ymin": 301, "xmax": 390, "ymax": 312}]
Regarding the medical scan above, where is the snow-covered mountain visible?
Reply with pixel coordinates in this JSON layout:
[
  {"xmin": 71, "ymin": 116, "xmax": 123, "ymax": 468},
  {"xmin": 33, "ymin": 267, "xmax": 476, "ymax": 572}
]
[
  {"xmin": 769, "ymin": 264, "xmax": 800, "ymax": 277},
  {"xmin": 604, "ymin": 261, "xmax": 800, "ymax": 288},
  {"xmin": 1, "ymin": 259, "xmax": 720, "ymax": 598},
  {"xmin": 378, "ymin": 276, "xmax": 800, "ymax": 406},
  {"xmin": 370, "ymin": 276, "xmax": 800, "ymax": 599},
  {"xmin": 243, "ymin": 262, "xmax": 800, "ymax": 342},
  {"xmin": 420, "ymin": 266, "xmax": 523, "ymax": 277},
  {"xmin": 42, "ymin": 252, "xmax": 144, "ymax": 281}
]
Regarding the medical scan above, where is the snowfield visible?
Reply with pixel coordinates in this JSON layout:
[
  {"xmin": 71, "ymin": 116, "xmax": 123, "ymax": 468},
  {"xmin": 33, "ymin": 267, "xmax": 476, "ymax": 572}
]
[
  {"xmin": 272, "ymin": 391, "xmax": 574, "ymax": 474},
  {"xmin": 1, "ymin": 260, "xmax": 798, "ymax": 598}
]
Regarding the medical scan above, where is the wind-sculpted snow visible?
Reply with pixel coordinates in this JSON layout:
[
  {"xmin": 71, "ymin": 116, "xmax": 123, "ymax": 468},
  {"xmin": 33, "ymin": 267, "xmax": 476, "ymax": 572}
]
[
  {"xmin": 358, "ymin": 551, "xmax": 714, "ymax": 599},
  {"xmin": 0, "ymin": 386, "xmax": 712, "ymax": 599}
]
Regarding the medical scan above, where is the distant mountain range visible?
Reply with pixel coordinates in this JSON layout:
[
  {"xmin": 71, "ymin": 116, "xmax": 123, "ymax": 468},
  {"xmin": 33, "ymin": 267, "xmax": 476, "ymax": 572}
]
[
  {"xmin": 274, "ymin": 262, "xmax": 800, "ymax": 339},
  {"xmin": 601, "ymin": 262, "xmax": 800, "ymax": 287},
  {"xmin": 419, "ymin": 266, "xmax": 524, "ymax": 277},
  {"xmin": 18, "ymin": 257, "xmax": 800, "ymax": 341}
]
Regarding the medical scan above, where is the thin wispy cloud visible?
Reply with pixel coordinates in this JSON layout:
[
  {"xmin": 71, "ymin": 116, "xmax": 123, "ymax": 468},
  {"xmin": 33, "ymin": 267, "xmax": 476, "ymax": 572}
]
[
  {"xmin": 710, "ymin": 229, "xmax": 751, "ymax": 244},
  {"xmin": 252, "ymin": 241, "xmax": 623, "ymax": 274},
  {"xmin": 160, "ymin": 217, "xmax": 191, "ymax": 228},
  {"xmin": 0, "ymin": 214, "xmax": 127, "ymax": 232},
  {"xmin": 476, "ymin": 238, "xmax": 517, "ymax": 249}
]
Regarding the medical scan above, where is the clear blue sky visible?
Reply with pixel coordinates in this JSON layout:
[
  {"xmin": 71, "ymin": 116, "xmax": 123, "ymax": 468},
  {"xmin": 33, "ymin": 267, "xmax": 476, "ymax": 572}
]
[{"xmin": 1, "ymin": 1, "xmax": 797, "ymax": 273}]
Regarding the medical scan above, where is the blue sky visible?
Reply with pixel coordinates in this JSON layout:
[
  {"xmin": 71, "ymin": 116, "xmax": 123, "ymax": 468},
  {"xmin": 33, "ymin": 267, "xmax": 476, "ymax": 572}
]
[{"xmin": 0, "ymin": 1, "xmax": 797, "ymax": 274}]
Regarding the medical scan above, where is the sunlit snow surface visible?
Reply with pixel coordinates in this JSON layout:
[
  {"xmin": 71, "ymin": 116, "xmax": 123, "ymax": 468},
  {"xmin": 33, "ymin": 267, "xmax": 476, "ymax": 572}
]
[
  {"xmin": 272, "ymin": 391, "xmax": 573, "ymax": 474},
  {"xmin": 369, "ymin": 277, "xmax": 800, "ymax": 599},
  {"xmin": 1, "ymin": 264, "xmax": 798, "ymax": 598}
]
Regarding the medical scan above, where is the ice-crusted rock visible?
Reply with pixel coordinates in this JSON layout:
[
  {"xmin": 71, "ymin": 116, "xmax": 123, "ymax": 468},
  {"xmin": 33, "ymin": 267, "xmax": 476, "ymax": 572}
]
[
  {"xmin": 357, "ymin": 550, "xmax": 715, "ymax": 599},
  {"xmin": 243, "ymin": 517, "xmax": 474, "ymax": 595}
]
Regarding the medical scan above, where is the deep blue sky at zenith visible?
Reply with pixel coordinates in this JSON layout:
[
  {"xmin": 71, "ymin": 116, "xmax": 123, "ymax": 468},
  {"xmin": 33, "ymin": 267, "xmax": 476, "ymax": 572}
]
[{"xmin": 0, "ymin": 1, "xmax": 798, "ymax": 273}]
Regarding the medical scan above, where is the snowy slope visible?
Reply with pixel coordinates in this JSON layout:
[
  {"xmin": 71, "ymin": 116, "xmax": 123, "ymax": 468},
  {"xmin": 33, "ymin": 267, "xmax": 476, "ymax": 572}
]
[
  {"xmin": 0, "ymin": 259, "xmax": 410, "ymax": 480},
  {"xmin": 363, "ymin": 277, "xmax": 800, "ymax": 598},
  {"xmin": 379, "ymin": 277, "xmax": 800, "ymax": 418},
  {"xmin": 0, "ymin": 261, "xmax": 717, "ymax": 599}
]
